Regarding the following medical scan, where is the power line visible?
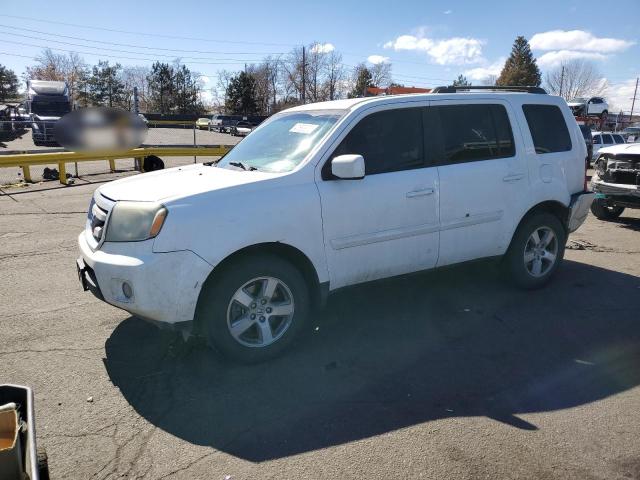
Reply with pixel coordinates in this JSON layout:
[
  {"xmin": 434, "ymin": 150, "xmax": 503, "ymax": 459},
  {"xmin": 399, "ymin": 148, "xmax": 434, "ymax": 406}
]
[
  {"xmin": 0, "ymin": 13, "xmax": 297, "ymax": 47},
  {"xmin": 0, "ymin": 40, "xmax": 255, "ymax": 65},
  {"xmin": 0, "ymin": 23, "xmax": 286, "ymax": 56},
  {"xmin": 0, "ymin": 32, "xmax": 270, "ymax": 62}
]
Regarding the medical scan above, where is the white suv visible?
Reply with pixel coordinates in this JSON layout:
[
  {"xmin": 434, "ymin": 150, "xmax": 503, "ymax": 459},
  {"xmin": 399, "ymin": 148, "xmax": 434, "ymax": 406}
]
[
  {"xmin": 77, "ymin": 88, "xmax": 594, "ymax": 362},
  {"xmin": 567, "ymin": 96, "xmax": 609, "ymax": 118}
]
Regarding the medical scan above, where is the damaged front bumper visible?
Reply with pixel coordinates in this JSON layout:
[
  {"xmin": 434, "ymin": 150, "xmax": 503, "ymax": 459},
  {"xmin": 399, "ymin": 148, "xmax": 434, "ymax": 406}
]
[{"xmin": 591, "ymin": 178, "xmax": 640, "ymax": 208}]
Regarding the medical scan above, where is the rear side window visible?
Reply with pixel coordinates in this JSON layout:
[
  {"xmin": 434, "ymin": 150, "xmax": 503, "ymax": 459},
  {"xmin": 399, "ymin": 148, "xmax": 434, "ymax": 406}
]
[
  {"xmin": 330, "ymin": 108, "xmax": 424, "ymax": 176},
  {"xmin": 613, "ymin": 134, "xmax": 624, "ymax": 143},
  {"xmin": 602, "ymin": 134, "xmax": 613, "ymax": 144},
  {"xmin": 522, "ymin": 104, "xmax": 572, "ymax": 154},
  {"xmin": 435, "ymin": 104, "xmax": 515, "ymax": 164}
]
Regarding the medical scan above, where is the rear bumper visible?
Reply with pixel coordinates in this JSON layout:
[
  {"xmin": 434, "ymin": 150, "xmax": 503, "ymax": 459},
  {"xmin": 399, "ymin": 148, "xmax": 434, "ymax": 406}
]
[
  {"xmin": 77, "ymin": 232, "xmax": 213, "ymax": 324},
  {"xmin": 568, "ymin": 191, "xmax": 595, "ymax": 233}
]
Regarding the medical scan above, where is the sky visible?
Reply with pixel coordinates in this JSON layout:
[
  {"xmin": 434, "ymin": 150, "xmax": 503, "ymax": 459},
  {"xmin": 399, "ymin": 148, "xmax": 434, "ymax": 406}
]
[{"xmin": 1, "ymin": 0, "xmax": 638, "ymax": 111}]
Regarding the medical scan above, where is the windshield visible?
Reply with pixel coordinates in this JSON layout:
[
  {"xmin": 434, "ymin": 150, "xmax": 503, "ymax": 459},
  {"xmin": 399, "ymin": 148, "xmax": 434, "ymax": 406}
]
[
  {"xmin": 217, "ymin": 109, "xmax": 345, "ymax": 172},
  {"xmin": 31, "ymin": 99, "xmax": 71, "ymax": 117}
]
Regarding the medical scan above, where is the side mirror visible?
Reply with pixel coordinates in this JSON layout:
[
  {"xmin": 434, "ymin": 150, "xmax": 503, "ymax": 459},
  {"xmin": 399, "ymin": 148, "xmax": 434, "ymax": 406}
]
[{"xmin": 331, "ymin": 154, "xmax": 365, "ymax": 180}]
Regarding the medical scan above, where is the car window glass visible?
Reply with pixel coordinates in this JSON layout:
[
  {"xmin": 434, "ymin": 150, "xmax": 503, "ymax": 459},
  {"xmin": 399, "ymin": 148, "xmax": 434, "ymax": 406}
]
[
  {"xmin": 433, "ymin": 104, "xmax": 514, "ymax": 164},
  {"xmin": 522, "ymin": 104, "xmax": 572, "ymax": 154},
  {"xmin": 330, "ymin": 107, "xmax": 424, "ymax": 176},
  {"xmin": 593, "ymin": 135, "xmax": 602, "ymax": 144},
  {"xmin": 613, "ymin": 134, "xmax": 624, "ymax": 143},
  {"xmin": 603, "ymin": 134, "xmax": 613, "ymax": 144}
]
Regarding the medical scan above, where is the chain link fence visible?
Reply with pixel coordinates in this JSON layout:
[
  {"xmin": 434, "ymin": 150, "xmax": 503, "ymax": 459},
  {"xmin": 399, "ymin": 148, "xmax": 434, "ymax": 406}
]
[{"xmin": 0, "ymin": 121, "xmax": 240, "ymax": 187}]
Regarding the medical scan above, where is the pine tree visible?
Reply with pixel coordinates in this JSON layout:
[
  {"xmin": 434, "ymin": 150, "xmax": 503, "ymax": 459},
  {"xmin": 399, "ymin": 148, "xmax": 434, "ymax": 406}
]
[
  {"xmin": 349, "ymin": 64, "xmax": 373, "ymax": 98},
  {"xmin": 496, "ymin": 36, "xmax": 541, "ymax": 87},
  {"xmin": 88, "ymin": 61, "xmax": 126, "ymax": 108},
  {"xmin": 452, "ymin": 74, "xmax": 471, "ymax": 87},
  {"xmin": 225, "ymin": 71, "xmax": 258, "ymax": 115},
  {"xmin": 0, "ymin": 65, "xmax": 19, "ymax": 102}
]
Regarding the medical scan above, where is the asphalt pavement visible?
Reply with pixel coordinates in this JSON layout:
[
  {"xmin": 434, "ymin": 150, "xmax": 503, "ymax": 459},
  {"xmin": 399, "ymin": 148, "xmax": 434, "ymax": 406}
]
[{"xmin": 0, "ymin": 178, "xmax": 639, "ymax": 479}]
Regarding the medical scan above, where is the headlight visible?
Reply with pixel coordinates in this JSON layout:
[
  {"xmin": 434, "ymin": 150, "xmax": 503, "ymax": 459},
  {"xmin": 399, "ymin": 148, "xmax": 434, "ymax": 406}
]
[{"xmin": 104, "ymin": 201, "xmax": 167, "ymax": 242}]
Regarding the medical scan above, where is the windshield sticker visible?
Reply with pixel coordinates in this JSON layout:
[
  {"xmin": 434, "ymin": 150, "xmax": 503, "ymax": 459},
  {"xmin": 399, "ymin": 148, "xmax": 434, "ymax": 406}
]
[{"xmin": 289, "ymin": 123, "xmax": 319, "ymax": 134}]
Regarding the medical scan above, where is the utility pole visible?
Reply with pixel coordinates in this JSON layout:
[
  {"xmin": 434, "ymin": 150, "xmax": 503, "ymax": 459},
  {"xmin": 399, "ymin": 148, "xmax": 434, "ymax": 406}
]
[
  {"xmin": 630, "ymin": 76, "xmax": 639, "ymax": 122},
  {"xmin": 558, "ymin": 65, "xmax": 565, "ymax": 99},
  {"xmin": 301, "ymin": 45, "xmax": 306, "ymax": 104}
]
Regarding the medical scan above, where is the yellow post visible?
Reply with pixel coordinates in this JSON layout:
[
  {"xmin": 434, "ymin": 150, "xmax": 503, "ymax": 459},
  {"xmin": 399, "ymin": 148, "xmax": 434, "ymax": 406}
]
[
  {"xmin": 58, "ymin": 161, "xmax": 67, "ymax": 185},
  {"xmin": 21, "ymin": 165, "xmax": 32, "ymax": 183},
  {"xmin": 108, "ymin": 159, "xmax": 116, "ymax": 172}
]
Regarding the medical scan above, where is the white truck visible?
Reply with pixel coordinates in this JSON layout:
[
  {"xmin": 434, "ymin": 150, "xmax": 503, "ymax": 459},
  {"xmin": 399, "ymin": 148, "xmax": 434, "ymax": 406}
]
[
  {"xmin": 77, "ymin": 86, "xmax": 594, "ymax": 362},
  {"xmin": 25, "ymin": 80, "xmax": 71, "ymax": 146}
]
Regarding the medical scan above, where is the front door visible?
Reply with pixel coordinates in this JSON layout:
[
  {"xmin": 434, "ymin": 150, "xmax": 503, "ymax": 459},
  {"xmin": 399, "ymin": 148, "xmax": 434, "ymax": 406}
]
[{"xmin": 316, "ymin": 104, "xmax": 439, "ymax": 289}]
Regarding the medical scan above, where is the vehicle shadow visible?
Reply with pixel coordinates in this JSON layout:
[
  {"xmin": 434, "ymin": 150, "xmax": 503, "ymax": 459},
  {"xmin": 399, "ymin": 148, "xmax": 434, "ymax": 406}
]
[
  {"xmin": 612, "ymin": 215, "xmax": 640, "ymax": 232},
  {"xmin": 104, "ymin": 260, "xmax": 640, "ymax": 462}
]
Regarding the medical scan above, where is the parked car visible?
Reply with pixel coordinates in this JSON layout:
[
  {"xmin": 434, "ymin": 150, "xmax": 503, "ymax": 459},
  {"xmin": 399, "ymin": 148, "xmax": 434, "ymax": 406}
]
[
  {"xmin": 77, "ymin": 89, "xmax": 593, "ymax": 362},
  {"xmin": 195, "ymin": 117, "xmax": 211, "ymax": 130},
  {"xmin": 578, "ymin": 124, "xmax": 593, "ymax": 167},
  {"xmin": 567, "ymin": 97, "xmax": 608, "ymax": 118},
  {"xmin": 590, "ymin": 143, "xmax": 640, "ymax": 220},
  {"xmin": 621, "ymin": 126, "xmax": 640, "ymax": 143},
  {"xmin": 230, "ymin": 121, "xmax": 252, "ymax": 137},
  {"xmin": 591, "ymin": 131, "xmax": 626, "ymax": 163}
]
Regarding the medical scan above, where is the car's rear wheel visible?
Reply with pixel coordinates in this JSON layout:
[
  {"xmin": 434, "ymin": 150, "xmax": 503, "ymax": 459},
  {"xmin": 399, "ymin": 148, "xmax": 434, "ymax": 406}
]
[
  {"xmin": 590, "ymin": 199, "xmax": 624, "ymax": 220},
  {"xmin": 504, "ymin": 213, "xmax": 566, "ymax": 289},
  {"xmin": 197, "ymin": 254, "xmax": 310, "ymax": 363}
]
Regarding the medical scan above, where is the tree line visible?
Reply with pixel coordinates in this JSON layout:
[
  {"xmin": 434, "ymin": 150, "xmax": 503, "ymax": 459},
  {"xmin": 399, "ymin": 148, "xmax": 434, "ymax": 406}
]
[{"xmin": 0, "ymin": 36, "xmax": 607, "ymax": 113}]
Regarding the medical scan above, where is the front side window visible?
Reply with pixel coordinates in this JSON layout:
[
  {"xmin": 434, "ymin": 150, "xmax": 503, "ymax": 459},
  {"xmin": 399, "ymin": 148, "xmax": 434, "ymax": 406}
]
[
  {"xmin": 602, "ymin": 134, "xmax": 614, "ymax": 144},
  {"xmin": 613, "ymin": 134, "xmax": 624, "ymax": 143},
  {"xmin": 435, "ymin": 104, "xmax": 515, "ymax": 164},
  {"xmin": 522, "ymin": 104, "xmax": 572, "ymax": 154},
  {"xmin": 328, "ymin": 107, "xmax": 424, "ymax": 176},
  {"xmin": 218, "ymin": 109, "xmax": 345, "ymax": 173}
]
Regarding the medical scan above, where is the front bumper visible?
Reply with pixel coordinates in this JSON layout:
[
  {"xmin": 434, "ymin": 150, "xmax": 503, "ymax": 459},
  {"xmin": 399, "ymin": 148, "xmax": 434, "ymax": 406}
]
[
  {"xmin": 77, "ymin": 232, "xmax": 213, "ymax": 324},
  {"xmin": 567, "ymin": 191, "xmax": 595, "ymax": 233},
  {"xmin": 592, "ymin": 178, "xmax": 640, "ymax": 208}
]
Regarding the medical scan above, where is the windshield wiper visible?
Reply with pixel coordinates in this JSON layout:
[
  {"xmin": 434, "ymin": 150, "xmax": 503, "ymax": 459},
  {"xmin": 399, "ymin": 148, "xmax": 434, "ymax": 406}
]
[{"xmin": 228, "ymin": 161, "xmax": 258, "ymax": 171}]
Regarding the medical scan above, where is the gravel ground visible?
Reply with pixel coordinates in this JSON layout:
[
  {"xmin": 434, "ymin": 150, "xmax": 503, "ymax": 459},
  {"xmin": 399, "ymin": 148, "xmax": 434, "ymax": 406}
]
[{"xmin": 0, "ymin": 176, "xmax": 639, "ymax": 479}]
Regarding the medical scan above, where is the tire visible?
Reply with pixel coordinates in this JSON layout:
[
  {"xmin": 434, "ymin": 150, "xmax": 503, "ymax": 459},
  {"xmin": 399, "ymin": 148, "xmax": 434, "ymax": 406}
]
[
  {"xmin": 590, "ymin": 199, "xmax": 624, "ymax": 220},
  {"xmin": 143, "ymin": 155, "xmax": 165, "ymax": 171},
  {"xmin": 504, "ymin": 213, "xmax": 566, "ymax": 289},
  {"xmin": 197, "ymin": 254, "xmax": 310, "ymax": 363},
  {"xmin": 37, "ymin": 446, "xmax": 50, "ymax": 480}
]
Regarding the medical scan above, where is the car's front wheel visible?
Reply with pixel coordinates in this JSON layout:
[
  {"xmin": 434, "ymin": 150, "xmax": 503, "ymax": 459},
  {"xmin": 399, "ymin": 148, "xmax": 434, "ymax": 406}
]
[
  {"xmin": 504, "ymin": 213, "xmax": 566, "ymax": 289},
  {"xmin": 590, "ymin": 199, "xmax": 624, "ymax": 220},
  {"xmin": 197, "ymin": 254, "xmax": 310, "ymax": 363}
]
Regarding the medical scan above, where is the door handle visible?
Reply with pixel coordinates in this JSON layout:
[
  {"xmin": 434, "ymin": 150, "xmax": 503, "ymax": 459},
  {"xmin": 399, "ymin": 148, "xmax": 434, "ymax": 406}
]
[
  {"xmin": 406, "ymin": 188, "xmax": 435, "ymax": 198},
  {"xmin": 503, "ymin": 173, "xmax": 525, "ymax": 182}
]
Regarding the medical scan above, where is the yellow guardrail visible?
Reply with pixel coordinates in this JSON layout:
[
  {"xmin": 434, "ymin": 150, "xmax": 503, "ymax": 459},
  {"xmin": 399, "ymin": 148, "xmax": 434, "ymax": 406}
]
[{"xmin": 0, "ymin": 145, "xmax": 232, "ymax": 185}]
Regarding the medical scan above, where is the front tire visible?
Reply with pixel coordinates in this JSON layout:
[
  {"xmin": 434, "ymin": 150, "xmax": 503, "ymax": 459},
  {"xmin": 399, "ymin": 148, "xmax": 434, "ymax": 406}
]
[
  {"xmin": 197, "ymin": 254, "xmax": 310, "ymax": 363},
  {"xmin": 504, "ymin": 213, "xmax": 566, "ymax": 289},
  {"xmin": 590, "ymin": 199, "xmax": 624, "ymax": 220}
]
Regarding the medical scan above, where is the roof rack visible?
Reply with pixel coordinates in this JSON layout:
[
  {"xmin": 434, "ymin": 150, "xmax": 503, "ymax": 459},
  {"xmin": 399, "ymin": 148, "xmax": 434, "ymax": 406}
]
[{"xmin": 432, "ymin": 85, "xmax": 547, "ymax": 94}]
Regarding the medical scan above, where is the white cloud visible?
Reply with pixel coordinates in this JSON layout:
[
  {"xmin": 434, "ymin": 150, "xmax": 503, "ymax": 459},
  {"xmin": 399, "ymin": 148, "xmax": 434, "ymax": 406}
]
[
  {"xmin": 604, "ymin": 76, "xmax": 640, "ymax": 112},
  {"xmin": 384, "ymin": 33, "xmax": 484, "ymax": 65},
  {"xmin": 198, "ymin": 75, "xmax": 211, "ymax": 84},
  {"xmin": 367, "ymin": 55, "xmax": 390, "ymax": 65},
  {"xmin": 536, "ymin": 50, "xmax": 608, "ymax": 68},
  {"xmin": 311, "ymin": 43, "xmax": 335, "ymax": 54},
  {"xmin": 443, "ymin": 9, "xmax": 452, "ymax": 14},
  {"xmin": 530, "ymin": 30, "xmax": 634, "ymax": 53},
  {"xmin": 464, "ymin": 57, "xmax": 506, "ymax": 81}
]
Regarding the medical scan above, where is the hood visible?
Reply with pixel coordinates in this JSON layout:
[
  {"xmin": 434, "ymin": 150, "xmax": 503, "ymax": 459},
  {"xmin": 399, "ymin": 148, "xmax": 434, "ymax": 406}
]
[
  {"xmin": 98, "ymin": 163, "xmax": 277, "ymax": 202},
  {"xmin": 598, "ymin": 143, "xmax": 640, "ymax": 156},
  {"xmin": 567, "ymin": 102, "xmax": 584, "ymax": 107}
]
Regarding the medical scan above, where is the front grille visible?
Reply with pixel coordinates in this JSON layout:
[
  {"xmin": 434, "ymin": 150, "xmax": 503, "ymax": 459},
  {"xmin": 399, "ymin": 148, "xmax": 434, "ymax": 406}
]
[{"xmin": 610, "ymin": 171, "xmax": 640, "ymax": 186}]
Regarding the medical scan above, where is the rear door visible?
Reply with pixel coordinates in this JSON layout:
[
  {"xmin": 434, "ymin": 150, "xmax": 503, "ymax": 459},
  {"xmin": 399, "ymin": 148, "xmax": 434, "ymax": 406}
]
[
  {"xmin": 316, "ymin": 103, "xmax": 440, "ymax": 289},
  {"xmin": 430, "ymin": 100, "xmax": 527, "ymax": 266}
]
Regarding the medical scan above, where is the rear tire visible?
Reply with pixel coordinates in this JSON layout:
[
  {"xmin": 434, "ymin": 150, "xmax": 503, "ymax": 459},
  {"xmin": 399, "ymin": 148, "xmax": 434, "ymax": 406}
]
[
  {"xmin": 197, "ymin": 254, "xmax": 310, "ymax": 363},
  {"xmin": 143, "ymin": 155, "xmax": 164, "ymax": 171},
  {"xmin": 590, "ymin": 199, "xmax": 624, "ymax": 220},
  {"xmin": 504, "ymin": 213, "xmax": 566, "ymax": 289}
]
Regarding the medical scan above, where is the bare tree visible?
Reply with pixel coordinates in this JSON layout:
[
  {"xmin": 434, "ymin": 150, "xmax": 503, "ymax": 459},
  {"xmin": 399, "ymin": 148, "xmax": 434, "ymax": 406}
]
[
  {"xmin": 25, "ymin": 49, "xmax": 87, "ymax": 103},
  {"xmin": 369, "ymin": 62, "xmax": 392, "ymax": 88},
  {"xmin": 282, "ymin": 46, "xmax": 304, "ymax": 102},
  {"xmin": 545, "ymin": 59, "xmax": 605, "ymax": 100},
  {"xmin": 121, "ymin": 65, "xmax": 151, "ymax": 111},
  {"xmin": 322, "ymin": 51, "xmax": 346, "ymax": 100}
]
